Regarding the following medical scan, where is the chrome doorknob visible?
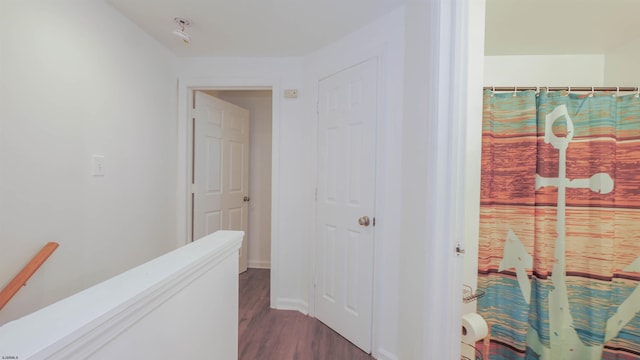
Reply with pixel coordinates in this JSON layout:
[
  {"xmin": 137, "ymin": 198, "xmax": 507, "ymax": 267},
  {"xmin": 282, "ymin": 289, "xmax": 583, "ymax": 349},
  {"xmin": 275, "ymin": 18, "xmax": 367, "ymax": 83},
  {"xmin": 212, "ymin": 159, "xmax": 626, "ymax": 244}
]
[{"xmin": 358, "ymin": 216, "xmax": 370, "ymax": 227}]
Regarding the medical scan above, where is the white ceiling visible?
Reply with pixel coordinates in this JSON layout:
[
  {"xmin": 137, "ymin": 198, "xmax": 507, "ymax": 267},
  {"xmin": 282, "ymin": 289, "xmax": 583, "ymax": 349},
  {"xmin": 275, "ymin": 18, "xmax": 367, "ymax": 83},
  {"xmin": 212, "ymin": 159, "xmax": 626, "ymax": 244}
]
[
  {"xmin": 485, "ymin": 0, "xmax": 640, "ymax": 55},
  {"xmin": 106, "ymin": 0, "xmax": 406, "ymax": 57},
  {"xmin": 106, "ymin": 0, "xmax": 640, "ymax": 57}
]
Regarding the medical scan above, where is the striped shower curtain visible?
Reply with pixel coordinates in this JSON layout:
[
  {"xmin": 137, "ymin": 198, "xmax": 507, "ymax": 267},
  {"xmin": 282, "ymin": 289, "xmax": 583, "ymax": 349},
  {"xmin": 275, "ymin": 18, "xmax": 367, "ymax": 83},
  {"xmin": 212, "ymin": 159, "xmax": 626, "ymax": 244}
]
[{"xmin": 477, "ymin": 89, "xmax": 640, "ymax": 360}]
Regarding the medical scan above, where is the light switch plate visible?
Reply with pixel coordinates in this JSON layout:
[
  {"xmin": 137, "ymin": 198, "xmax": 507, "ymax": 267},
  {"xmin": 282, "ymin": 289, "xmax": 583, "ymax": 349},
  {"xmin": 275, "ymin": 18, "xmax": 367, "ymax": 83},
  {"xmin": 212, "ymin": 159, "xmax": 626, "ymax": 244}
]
[{"xmin": 92, "ymin": 155, "xmax": 105, "ymax": 176}]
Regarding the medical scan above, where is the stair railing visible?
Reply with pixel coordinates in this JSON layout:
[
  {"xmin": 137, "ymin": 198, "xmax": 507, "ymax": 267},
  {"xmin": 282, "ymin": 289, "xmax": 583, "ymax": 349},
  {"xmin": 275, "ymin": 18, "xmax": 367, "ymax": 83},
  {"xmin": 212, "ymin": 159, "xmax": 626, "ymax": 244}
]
[{"xmin": 0, "ymin": 242, "xmax": 59, "ymax": 311}]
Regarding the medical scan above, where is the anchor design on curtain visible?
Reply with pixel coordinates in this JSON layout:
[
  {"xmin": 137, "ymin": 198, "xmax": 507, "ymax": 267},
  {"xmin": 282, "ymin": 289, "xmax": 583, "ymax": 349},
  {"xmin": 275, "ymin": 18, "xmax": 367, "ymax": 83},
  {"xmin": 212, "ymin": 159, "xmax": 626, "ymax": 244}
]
[{"xmin": 499, "ymin": 104, "xmax": 640, "ymax": 359}]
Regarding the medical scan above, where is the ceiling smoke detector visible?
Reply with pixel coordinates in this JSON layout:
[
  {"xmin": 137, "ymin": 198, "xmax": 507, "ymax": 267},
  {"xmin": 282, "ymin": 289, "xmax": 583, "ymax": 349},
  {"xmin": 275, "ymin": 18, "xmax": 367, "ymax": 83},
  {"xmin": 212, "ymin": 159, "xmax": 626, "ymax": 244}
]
[{"xmin": 172, "ymin": 17, "xmax": 191, "ymax": 44}]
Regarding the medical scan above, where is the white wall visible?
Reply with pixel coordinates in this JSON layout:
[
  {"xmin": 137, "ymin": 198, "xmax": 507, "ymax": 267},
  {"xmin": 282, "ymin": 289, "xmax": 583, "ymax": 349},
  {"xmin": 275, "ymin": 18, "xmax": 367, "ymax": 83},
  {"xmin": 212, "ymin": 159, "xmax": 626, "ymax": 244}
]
[
  {"xmin": 484, "ymin": 55, "xmax": 606, "ymax": 86},
  {"xmin": 210, "ymin": 90, "xmax": 273, "ymax": 269},
  {"xmin": 604, "ymin": 37, "xmax": 640, "ymax": 86},
  {"xmin": 0, "ymin": 0, "xmax": 178, "ymax": 324},
  {"xmin": 304, "ymin": 7, "xmax": 405, "ymax": 360}
]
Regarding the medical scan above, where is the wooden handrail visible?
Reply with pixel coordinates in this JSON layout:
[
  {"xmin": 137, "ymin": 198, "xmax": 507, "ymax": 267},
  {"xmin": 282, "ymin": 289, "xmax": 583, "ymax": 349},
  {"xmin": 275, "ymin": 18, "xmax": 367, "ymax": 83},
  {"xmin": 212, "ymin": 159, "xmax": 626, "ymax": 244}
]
[{"xmin": 0, "ymin": 242, "xmax": 59, "ymax": 311}]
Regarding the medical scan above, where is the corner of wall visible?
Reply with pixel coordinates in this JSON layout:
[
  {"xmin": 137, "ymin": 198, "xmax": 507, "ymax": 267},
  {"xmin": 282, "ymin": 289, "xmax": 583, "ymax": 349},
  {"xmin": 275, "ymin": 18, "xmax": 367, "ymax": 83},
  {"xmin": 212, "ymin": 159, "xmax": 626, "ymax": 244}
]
[{"xmin": 274, "ymin": 298, "xmax": 309, "ymax": 315}]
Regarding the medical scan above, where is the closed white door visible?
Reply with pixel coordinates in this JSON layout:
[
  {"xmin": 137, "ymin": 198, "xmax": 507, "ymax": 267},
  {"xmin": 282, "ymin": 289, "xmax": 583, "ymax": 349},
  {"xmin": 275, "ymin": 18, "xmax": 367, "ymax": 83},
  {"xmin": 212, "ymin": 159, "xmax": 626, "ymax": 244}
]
[
  {"xmin": 315, "ymin": 58, "xmax": 378, "ymax": 352},
  {"xmin": 192, "ymin": 91, "xmax": 250, "ymax": 273}
]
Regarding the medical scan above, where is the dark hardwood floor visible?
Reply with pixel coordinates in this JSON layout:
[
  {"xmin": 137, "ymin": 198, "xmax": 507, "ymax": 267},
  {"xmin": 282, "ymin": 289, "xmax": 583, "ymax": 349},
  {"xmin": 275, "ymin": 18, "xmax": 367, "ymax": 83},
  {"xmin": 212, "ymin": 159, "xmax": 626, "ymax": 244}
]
[{"xmin": 239, "ymin": 269, "xmax": 374, "ymax": 360}]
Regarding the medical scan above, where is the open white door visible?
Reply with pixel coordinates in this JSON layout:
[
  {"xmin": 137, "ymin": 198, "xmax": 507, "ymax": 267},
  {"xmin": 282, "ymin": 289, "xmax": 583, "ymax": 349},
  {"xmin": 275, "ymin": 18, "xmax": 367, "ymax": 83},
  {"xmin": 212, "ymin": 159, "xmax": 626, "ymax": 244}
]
[
  {"xmin": 192, "ymin": 91, "xmax": 250, "ymax": 273},
  {"xmin": 315, "ymin": 58, "xmax": 378, "ymax": 352}
]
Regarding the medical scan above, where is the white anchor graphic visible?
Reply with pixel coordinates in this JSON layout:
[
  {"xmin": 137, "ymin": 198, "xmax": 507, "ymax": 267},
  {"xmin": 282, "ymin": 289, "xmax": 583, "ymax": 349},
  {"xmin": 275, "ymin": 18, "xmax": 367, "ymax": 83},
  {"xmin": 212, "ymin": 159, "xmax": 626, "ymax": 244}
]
[{"xmin": 498, "ymin": 104, "xmax": 640, "ymax": 359}]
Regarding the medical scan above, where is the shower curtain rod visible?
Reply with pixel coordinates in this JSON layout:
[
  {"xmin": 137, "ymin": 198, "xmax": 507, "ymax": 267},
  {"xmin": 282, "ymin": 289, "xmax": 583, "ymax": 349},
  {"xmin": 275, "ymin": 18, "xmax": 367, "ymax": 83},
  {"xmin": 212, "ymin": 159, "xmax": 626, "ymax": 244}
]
[{"xmin": 484, "ymin": 86, "xmax": 639, "ymax": 92}]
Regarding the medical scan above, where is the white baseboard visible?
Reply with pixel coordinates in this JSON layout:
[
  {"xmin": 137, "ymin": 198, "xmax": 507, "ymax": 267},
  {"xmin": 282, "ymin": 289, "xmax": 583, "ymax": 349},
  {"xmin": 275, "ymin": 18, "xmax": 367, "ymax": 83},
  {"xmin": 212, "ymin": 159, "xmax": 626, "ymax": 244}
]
[
  {"xmin": 274, "ymin": 298, "xmax": 308, "ymax": 315},
  {"xmin": 375, "ymin": 348, "xmax": 399, "ymax": 360},
  {"xmin": 248, "ymin": 260, "xmax": 271, "ymax": 269}
]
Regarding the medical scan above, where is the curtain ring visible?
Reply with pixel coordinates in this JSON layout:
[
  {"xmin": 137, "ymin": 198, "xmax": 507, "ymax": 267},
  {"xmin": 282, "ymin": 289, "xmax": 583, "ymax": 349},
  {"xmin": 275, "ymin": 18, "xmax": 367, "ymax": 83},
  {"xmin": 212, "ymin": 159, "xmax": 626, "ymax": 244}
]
[
  {"xmin": 615, "ymin": 86, "xmax": 620, "ymax": 98},
  {"xmin": 589, "ymin": 86, "xmax": 594, "ymax": 97},
  {"xmin": 566, "ymin": 86, "xmax": 571, "ymax": 96},
  {"xmin": 491, "ymin": 85, "xmax": 495, "ymax": 97},
  {"xmin": 513, "ymin": 86, "xmax": 517, "ymax": 97},
  {"xmin": 636, "ymin": 86, "xmax": 640, "ymax": 98}
]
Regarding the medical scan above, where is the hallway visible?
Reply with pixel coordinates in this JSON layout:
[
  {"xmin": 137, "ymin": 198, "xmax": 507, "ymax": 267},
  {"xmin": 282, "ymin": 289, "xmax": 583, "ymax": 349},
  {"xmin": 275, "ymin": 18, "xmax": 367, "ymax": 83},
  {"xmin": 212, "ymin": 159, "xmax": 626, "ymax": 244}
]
[{"xmin": 239, "ymin": 269, "xmax": 374, "ymax": 360}]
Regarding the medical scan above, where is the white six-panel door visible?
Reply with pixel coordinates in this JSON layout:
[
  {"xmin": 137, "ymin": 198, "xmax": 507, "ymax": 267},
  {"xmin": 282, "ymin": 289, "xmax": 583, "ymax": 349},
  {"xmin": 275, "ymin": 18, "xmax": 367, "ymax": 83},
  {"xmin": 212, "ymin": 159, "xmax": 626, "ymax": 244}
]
[
  {"xmin": 315, "ymin": 58, "xmax": 378, "ymax": 352},
  {"xmin": 193, "ymin": 91, "xmax": 250, "ymax": 273}
]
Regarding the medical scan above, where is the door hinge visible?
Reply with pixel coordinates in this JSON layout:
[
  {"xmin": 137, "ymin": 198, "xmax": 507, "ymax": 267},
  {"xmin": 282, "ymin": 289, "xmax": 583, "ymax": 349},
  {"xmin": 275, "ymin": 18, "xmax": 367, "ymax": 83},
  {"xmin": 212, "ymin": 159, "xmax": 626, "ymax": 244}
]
[
  {"xmin": 373, "ymin": 217, "xmax": 376, "ymax": 227},
  {"xmin": 190, "ymin": 183, "xmax": 195, "ymax": 194}
]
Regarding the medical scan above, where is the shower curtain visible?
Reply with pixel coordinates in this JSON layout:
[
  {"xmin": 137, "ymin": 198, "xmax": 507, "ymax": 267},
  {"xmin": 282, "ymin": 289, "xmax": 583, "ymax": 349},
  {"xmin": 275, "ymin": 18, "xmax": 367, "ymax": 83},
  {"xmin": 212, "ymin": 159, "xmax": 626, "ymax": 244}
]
[{"xmin": 477, "ymin": 89, "xmax": 640, "ymax": 360}]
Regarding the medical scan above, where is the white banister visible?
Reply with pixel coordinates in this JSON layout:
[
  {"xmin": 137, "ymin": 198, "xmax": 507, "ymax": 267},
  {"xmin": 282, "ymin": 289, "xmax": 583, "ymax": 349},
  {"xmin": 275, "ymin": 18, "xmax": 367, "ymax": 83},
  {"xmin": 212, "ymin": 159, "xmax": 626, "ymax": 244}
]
[{"xmin": 0, "ymin": 231, "xmax": 243, "ymax": 360}]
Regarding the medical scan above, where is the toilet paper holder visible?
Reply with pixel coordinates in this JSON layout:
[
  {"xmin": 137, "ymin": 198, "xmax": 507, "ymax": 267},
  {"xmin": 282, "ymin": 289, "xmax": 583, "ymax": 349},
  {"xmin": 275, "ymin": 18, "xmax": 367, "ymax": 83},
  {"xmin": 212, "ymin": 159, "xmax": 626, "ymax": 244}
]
[
  {"xmin": 461, "ymin": 313, "xmax": 490, "ymax": 360},
  {"xmin": 460, "ymin": 342, "xmax": 483, "ymax": 360}
]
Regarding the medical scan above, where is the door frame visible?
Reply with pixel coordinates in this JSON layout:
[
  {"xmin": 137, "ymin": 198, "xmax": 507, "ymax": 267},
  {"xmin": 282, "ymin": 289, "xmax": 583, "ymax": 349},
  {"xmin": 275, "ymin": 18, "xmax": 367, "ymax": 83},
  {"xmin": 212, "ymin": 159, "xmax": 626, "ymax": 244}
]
[{"xmin": 177, "ymin": 77, "xmax": 280, "ymax": 306}]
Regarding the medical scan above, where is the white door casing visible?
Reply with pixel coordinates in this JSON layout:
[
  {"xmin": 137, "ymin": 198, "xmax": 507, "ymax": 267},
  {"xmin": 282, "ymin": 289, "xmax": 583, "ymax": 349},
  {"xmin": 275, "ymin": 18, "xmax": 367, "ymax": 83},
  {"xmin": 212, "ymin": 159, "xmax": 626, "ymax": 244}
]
[
  {"xmin": 315, "ymin": 58, "xmax": 378, "ymax": 352},
  {"xmin": 192, "ymin": 91, "xmax": 250, "ymax": 272}
]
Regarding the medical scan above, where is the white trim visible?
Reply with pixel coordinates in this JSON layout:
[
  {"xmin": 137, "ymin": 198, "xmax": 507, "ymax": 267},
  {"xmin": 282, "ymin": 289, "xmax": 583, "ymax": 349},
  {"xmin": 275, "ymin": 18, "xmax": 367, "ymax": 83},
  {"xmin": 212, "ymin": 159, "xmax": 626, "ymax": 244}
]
[
  {"xmin": 274, "ymin": 298, "xmax": 309, "ymax": 314},
  {"xmin": 462, "ymin": 0, "xmax": 486, "ymax": 316},
  {"xmin": 376, "ymin": 348, "xmax": 399, "ymax": 360},
  {"xmin": 176, "ymin": 76, "xmax": 281, "ymax": 307},
  {"xmin": 247, "ymin": 260, "xmax": 271, "ymax": 269},
  {"xmin": 371, "ymin": 53, "xmax": 384, "ymax": 357}
]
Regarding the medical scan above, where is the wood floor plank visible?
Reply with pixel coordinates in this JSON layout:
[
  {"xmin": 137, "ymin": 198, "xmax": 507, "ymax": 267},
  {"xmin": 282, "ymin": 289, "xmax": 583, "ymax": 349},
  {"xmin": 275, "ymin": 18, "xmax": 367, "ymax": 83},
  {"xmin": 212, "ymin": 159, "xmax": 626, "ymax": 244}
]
[{"xmin": 239, "ymin": 269, "xmax": 374, "ymax": 360}]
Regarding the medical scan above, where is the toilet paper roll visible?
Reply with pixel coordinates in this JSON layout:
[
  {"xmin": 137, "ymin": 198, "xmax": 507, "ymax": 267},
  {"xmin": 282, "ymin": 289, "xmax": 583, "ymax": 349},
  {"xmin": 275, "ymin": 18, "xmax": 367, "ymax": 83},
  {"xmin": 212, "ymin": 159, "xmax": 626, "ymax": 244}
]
[{"xmin": 461, "ymin": 312, "xmax": 488, "ymax": 343}]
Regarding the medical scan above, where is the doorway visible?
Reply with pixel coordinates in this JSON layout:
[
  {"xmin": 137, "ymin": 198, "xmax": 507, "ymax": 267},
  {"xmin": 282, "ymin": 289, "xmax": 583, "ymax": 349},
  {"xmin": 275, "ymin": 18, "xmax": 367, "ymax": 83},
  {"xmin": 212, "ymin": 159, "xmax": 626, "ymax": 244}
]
[
  {"xmin": 206, "ymin": 90, "xmax": 273, "ymax": 270},
  {"xmin": 189, "ymin": 89, "xmax": 273, "ymax": 271}
]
